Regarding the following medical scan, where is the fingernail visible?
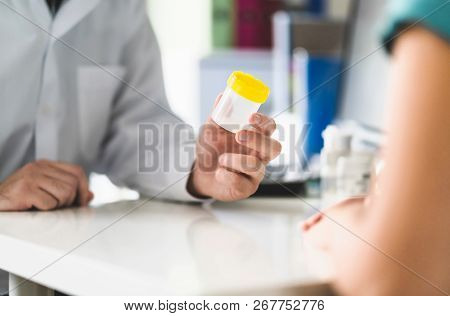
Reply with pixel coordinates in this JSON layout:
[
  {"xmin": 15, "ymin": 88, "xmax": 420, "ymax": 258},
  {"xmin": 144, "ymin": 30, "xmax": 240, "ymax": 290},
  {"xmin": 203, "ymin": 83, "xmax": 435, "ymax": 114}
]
[
  {"xmin": 251, "ymin": 113, "xmax": 261, "ymax": 124},
  {"xmin": 302, "ymin": 222, "xmax": 310, "ymax": 232},
  {"xmin": 237, "ymin": 131, "xmax": 247, "ymax": 142}
]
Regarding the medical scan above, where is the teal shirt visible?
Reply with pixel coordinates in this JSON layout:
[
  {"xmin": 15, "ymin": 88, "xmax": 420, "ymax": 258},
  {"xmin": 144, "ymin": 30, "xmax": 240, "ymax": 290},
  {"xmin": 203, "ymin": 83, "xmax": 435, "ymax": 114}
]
[{"xmin": 382, "ymin": 0, "xmax": 450, "ymax": 52}]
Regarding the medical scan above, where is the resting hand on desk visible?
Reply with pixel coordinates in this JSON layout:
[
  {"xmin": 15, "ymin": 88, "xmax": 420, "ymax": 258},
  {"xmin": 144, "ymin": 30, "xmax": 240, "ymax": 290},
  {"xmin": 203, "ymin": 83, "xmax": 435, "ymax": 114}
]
[
  {"xmin": 0, "ymin": 160, "xmax": 93, "ymax": 211},
  {"xmin": 187, "ymin": 94, "xmax": 282, "ymax": 201}
]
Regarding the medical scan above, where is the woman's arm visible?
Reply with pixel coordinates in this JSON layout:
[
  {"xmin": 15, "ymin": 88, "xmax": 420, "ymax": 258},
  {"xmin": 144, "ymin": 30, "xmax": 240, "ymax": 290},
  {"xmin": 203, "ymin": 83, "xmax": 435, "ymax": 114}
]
[{"xmin": 306, "ymin": 27, "xmax": 450, "ymax": 295}]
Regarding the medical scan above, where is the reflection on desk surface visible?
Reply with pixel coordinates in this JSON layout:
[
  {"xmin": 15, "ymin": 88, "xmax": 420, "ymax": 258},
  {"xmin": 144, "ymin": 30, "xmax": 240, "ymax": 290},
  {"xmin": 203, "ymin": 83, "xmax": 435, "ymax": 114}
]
[{"xmin": 0, "ymin": 198, "xmax": 324, "ymax": 295}]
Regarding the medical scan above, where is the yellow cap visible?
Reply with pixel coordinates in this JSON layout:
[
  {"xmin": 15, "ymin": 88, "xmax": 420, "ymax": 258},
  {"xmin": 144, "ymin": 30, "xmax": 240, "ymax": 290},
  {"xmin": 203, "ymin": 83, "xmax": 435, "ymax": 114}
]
[{"xmin": 227, "ymin": 71, "xmax": 270, "ymax": 104}]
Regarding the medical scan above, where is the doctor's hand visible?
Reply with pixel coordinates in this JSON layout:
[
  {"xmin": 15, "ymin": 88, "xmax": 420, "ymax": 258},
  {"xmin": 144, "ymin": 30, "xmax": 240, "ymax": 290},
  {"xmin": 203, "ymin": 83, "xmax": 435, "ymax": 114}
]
[
  {"xmin": 0, "ymin": 160, "xmax": 93, "ymax": 211},
  {"xmin": 187, "ymin": 94, "xmax": 282, "ymax": 201}
]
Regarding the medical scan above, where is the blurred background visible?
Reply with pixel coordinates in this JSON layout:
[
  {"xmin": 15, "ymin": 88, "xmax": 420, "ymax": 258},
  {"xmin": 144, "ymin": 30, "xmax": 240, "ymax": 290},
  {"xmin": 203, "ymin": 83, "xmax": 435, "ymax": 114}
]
[
  {"xmin": 148, "ymin": 0, "xmax": 354, "ymax": 129},
  {"xmin": 92, "ymin": 0, "xmax": 388, "ymax": 205}
]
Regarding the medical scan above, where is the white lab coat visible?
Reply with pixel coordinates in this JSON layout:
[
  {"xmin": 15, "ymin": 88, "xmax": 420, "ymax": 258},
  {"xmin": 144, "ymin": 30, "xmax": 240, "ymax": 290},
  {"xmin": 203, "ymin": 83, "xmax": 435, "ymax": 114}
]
[{"xmin": 0, "ymin": 0, "xmax": 198, "ymax": 201}]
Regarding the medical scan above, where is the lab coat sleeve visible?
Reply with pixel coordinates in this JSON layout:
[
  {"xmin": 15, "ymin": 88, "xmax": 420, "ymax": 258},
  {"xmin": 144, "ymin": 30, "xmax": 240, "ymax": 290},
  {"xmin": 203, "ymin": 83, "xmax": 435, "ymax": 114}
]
[{"xmin": 94, "ymin": 2, "xmax": 200, "ymax": 202}]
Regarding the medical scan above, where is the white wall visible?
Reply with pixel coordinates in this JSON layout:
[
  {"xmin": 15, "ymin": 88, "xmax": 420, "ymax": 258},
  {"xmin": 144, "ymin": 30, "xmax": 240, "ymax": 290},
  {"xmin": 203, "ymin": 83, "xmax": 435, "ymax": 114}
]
[{"xmin": 147, "ymin": 0, "xmax": 212, "ymax": 129}]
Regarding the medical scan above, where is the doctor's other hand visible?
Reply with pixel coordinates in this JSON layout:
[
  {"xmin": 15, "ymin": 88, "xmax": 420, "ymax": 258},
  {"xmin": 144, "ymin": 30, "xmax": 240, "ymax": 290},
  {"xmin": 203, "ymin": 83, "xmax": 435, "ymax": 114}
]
[
  {"xmin": 187, "ymin": 94, "xmax": 282, "ymax": 201},
  {"xmin": 0, "ymin": 160, "xmax": 93, "ymax": 211}
]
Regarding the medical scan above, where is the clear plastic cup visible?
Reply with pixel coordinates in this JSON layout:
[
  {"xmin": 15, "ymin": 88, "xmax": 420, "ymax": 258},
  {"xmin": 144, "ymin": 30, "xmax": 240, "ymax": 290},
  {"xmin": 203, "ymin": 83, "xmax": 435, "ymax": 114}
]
[{"xmin": 211, "ymin": 71, "xmax": 270, "ymax": 133}]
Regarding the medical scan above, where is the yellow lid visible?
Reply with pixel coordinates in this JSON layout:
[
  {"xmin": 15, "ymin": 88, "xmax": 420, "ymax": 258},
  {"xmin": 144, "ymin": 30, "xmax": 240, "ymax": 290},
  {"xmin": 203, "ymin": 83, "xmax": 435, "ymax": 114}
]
[{"xmin": 227, "ymin": 71, "xmax": 270, "ymax": 104}]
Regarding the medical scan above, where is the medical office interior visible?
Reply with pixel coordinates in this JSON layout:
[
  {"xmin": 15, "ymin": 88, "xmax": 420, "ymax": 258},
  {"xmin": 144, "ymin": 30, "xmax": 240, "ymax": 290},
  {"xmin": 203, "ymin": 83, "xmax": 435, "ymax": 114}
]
[{"xmin": 0, "ymin": 0, "xmax": 449, "ymax": 297}]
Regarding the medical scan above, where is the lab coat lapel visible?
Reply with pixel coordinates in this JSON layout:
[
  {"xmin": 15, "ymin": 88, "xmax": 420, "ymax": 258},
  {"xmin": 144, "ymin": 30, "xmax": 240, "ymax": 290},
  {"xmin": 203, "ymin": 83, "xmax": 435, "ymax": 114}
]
[
  {"xmin": 31, "ymin": 0, "xmax": 52, "ymax": 28},
  {"xmin": 1, "ymin": 0, "xmax": 52, "ymax": 31},
  {"xmin": 51, "ymin": 0, "xmax": 102, "ymax": 39}
]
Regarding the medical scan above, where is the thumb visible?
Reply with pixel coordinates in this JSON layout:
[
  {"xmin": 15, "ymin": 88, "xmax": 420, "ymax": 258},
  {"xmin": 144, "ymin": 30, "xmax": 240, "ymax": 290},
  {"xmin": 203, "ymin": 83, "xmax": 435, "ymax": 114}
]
[
  {"xmin": 87, "ymin": 191, "xmax": 94, "ymax": 203},
  {"xmin": 205, "ymin": 93, "xmax": 224, "ymax": 125},
  {"xmin": 212, "ymin": 93, "xmax": 223, "ymax": 109}
]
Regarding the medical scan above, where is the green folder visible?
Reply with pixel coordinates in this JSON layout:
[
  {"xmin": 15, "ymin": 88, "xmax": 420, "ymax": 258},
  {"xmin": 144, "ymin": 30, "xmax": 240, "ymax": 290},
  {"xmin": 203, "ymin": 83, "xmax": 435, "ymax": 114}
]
[{"xmin": 212, "ymin": 0, "xmax": 234, "ymax": 48}]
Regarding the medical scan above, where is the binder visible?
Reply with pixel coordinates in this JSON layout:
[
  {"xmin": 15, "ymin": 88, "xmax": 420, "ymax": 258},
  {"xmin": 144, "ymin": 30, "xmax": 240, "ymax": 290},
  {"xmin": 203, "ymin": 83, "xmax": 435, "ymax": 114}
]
[
  {"xmin": 235, "ymin": 0, "xmax": 282, "ymax": 48},
  {"xmin": 212, "ymin": 0, "xmax": 234, "ymax": 49}
]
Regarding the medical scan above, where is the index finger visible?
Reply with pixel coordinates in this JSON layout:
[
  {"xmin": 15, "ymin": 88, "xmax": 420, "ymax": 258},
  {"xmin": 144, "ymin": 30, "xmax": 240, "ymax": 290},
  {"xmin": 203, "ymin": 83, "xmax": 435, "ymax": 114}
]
[
  {"xmin": 249, "ymin": 113, "xmax": 277, "ymax": 136},
  {"xmin": 301, "ymin": 213, "xmax": 324, "ymax": 231}
]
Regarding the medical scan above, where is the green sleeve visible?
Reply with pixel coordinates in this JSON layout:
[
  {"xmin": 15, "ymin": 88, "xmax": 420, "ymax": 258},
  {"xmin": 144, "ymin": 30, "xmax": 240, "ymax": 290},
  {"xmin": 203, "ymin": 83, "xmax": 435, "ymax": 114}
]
[{"xmin": 381, "ymin": 0, "xmax": 450, "ymax": 52}]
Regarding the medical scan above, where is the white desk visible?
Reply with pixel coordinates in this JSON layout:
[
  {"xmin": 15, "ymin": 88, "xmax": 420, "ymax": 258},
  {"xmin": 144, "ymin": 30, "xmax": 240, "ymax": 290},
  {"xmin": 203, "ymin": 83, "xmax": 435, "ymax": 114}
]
[{"xmin": 0, "ymin": 197, "xmax": 330, "ymax": 295}]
